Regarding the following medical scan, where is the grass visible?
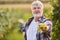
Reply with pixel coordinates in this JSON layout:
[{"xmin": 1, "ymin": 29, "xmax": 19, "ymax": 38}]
[{"xmin": 6, "ymin": 27, "xmax": 24, "ymax": 40}]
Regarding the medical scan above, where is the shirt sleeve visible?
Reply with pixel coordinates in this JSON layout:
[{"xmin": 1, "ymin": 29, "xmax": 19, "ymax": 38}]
[{"xmin": 45, "ymin": 20, "xmax": 52, "ymax": 32}]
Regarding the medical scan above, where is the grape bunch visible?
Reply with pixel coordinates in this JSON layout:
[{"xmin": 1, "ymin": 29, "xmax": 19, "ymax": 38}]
[{"xmin": 37, "ymin": 23, "xmax": 47, "ymax": 32}]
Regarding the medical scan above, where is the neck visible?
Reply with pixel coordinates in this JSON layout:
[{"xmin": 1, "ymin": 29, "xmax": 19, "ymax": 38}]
[
  {"xmin": 34, "ymin": 17, "xmax": 39, "ymax": 22},
  {"xmin": 34, "ymin": 16, "xmax": 43, "ymax": 22}
]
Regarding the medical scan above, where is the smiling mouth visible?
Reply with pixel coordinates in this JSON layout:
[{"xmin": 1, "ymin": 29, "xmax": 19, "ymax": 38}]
[{"xmin": 35, "ymin": 11, "xmax": 41, "ymax": 13}]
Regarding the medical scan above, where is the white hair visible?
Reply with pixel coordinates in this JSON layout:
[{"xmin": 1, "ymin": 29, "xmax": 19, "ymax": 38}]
[{"xmin": 31, "ymin": 0, "xmax": 43, "ymax": 10}]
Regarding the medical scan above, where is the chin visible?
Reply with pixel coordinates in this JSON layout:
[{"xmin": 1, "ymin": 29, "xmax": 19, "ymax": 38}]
[{"xmin": 33, "ymin": 15, "xmax": 42, "ymax": 18}]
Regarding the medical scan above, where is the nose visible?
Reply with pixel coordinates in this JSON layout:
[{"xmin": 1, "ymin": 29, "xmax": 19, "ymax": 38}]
[
  {"xmin": 35, "ymin": 8, "xmax": 39, "ymax": 11},
  {"xmin": 35, "ymin": 8, "xmax": 40, "ymax": 12}
]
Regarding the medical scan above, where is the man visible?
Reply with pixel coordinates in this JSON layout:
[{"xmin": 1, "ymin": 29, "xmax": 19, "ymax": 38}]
[{"xmin": 22, "ymin": 0, "xmax": 52, "ymax": 40}]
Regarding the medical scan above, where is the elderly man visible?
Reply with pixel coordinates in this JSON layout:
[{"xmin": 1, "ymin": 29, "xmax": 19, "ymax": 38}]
[{"xmin": 22, "ymin": 0, "xmax": 52, "ymax": 40}]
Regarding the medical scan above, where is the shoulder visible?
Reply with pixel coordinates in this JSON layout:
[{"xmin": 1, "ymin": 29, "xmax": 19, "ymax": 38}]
[
  {"xmin": 25, "ymin": 17, "xmax": 34, "ymax": 26},
  {"xmin": 27, "ymin": 17, "xmax": 34, "ymax": 22},
  {"xmin": 45, "ymin": 18, "xmax": 52, "ymax": 21},
  {"xmin": 42, "ymin": 16, "xmax": 52, "ymax": 23},
  {"xmin": 45, "ymin": 18, "xmax": 52, "ymax": 25},
  {"xmin": 29, "ymin": 17, "xmax": 34, "ymax": 20}
]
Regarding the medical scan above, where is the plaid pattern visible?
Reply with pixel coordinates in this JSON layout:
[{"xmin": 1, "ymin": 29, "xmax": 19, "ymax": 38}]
[{"xmin": 22, "ymin": 16, "xmax": 52, "ymax": 40}]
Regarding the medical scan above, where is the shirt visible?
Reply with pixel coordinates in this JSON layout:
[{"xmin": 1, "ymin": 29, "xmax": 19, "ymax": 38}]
[
  {"xmin": 26, "ymin": 19, "xmax": 39, "ymax": 40},
  {"xmin": 24, "ymin": 16, "xmax": 52, "ymax": 40}
]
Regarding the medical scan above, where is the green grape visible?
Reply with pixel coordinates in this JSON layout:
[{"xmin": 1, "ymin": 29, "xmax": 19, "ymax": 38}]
[
  {"xmin": 39, "ymin": 23, "xmax": 46, "ymax": 27},
  {"xmin": 37, "ymin": 26, "xmax": 41, "ymax": 32},
  {"xmin": 37, "ymin": 23, "xmax": 47, "ymax": 32}
]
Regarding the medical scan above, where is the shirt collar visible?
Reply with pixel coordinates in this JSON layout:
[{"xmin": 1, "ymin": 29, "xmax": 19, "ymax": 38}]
[{"xmin": 38, "ymin": 16, "xmax": 45, "ymax": 23}]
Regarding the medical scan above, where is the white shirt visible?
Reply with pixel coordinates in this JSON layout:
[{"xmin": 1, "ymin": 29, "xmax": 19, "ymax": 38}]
[{"xmin": 26, "ymin": 19, "xmax": 39, "ymax": 40}]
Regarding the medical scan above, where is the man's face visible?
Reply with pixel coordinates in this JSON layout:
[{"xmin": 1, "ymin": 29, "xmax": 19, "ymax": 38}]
[{"xmin": 32, "ymin": 5, "xmax": 43, "ymax": 17}]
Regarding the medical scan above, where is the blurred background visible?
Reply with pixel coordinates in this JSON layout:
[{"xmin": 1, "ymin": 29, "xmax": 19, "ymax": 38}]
[{"xmin": 0, "ymin": 0, "xmax": 60, "ymax": 40}]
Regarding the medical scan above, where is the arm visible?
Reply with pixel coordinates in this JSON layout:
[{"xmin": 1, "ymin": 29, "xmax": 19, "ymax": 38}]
[
  {"xmin": 46, "ymin": 20, "xmax": 52, "ymax": 31},
  {"xmin": 40, "ymin": 20, "xmax": 52, "ymax": 32}
]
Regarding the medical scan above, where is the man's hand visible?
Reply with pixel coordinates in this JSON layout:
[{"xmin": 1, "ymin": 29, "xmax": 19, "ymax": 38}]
[
  {"xmin": 23, "ymin": 32, "xmax": 25, "ymax": 37},
  {"xmin": 41, "ymin": 24, "xmax": 51, "ymax": 32},
  {"xmin": 40, "ymin": 27, "xmax": 47, "ymax": 32}
]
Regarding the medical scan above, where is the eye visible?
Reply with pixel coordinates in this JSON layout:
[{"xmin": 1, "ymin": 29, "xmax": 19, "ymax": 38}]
[
  {"xmin": 38, "ymin": 7, "xmax": 41, "ymax": 9},
  {"xmin": 33, "ymin": 7, "xmax": 36, "ymax": 9}
]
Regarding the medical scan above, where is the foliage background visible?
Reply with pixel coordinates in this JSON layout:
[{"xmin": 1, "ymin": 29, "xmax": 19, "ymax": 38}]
[{"xmin": 0, "ymin": 0, "xmax": 60, "ymax": 40}]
